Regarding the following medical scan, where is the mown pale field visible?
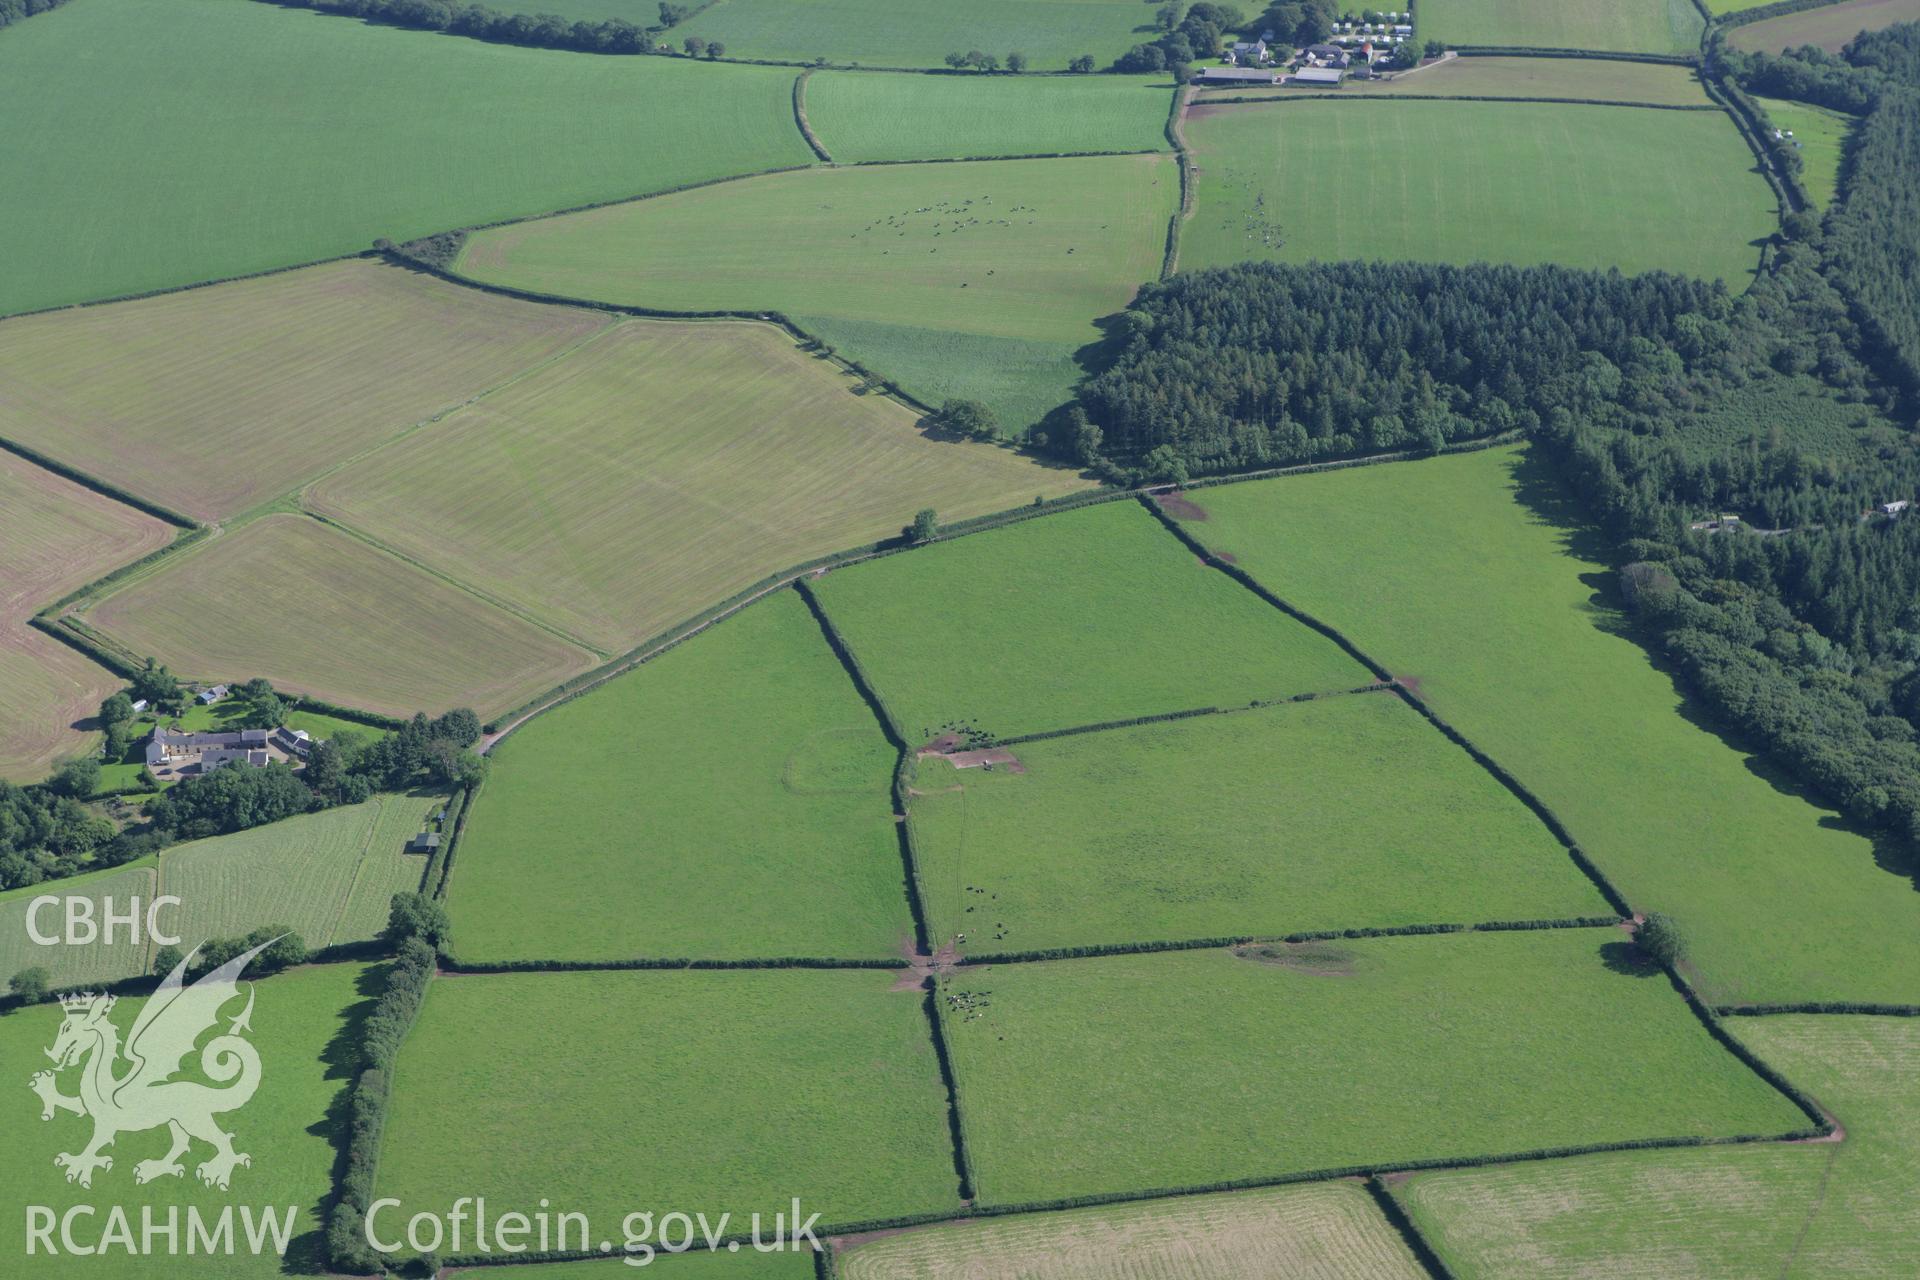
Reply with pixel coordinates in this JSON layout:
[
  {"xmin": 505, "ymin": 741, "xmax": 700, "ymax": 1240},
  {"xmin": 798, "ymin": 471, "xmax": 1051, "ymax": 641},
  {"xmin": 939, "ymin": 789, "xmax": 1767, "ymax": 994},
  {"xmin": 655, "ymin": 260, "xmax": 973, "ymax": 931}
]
[
  {"xmin": 308, "ymin": 318, "xmax": 1082, "ymax": 654},
  {"xmin": 85, "ymin": 516, "xmax": 596, "ymax": 719}
]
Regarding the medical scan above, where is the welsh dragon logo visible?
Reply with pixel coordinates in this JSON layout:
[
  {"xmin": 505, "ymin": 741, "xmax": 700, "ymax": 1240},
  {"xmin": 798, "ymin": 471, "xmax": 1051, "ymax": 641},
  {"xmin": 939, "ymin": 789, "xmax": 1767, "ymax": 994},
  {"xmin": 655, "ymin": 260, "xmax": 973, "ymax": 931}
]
[{"xmin": 29, "ymin": 939, "xmax": 275, "ymax": 1191}]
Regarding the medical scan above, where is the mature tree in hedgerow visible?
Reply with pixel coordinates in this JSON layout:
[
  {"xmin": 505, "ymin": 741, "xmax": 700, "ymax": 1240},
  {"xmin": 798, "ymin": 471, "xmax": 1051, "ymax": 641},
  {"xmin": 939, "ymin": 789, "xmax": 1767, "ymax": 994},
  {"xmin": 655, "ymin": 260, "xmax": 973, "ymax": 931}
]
[
  {"xmin": 9, "ymin": 967, "xmax": 51, "ymax": 1004},
  {"xmin": 1636, "ymin": 912, "xmax": 1687, "ymax": 968}
]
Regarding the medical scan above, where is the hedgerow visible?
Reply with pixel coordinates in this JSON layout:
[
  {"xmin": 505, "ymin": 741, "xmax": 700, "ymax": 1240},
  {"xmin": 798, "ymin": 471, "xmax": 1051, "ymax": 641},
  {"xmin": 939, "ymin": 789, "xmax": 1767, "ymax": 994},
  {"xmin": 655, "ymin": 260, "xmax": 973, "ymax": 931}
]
[{"xmin": 326, "ymin": 933, "xmax": 436, "ymax": 1273}]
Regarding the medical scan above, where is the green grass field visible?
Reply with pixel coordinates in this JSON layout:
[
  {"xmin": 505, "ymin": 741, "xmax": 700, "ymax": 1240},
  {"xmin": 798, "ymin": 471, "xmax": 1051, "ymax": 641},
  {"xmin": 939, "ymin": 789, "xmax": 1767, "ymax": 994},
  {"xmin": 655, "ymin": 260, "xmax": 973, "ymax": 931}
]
[
  {"xmin": 909, "ymin": 693, "xmax": 1603, "ymax": 954},
  {"xmin": 837, "ymin": 1180, "xmax": 1427, "ymax": 1279},
  {"xmin": 1728, "ymin": 0, "xmax": 1920, "ymax": 53},
  {"xmin": 939, "ymin": 932, "xmax": 1808, "ymax": 1205},
  {"xmin": 803, "ymin": 72, "xmax": 1172, "ymax": 162},
  {"xmin": 1186, "ymin": 447, "xmax": 1920, "ymax": 1006},
  {"xmin": 1182, "ymin": 100, "xmax": 1773, "ymax": 283},
  {"xmin": 448, "ymin": 589, "xmax": 911, "ymax": 963},
  {"xmin": 307, "ymin": 318, "xmax": 1082, "ymax": 655},
  {"xmin": 1192, "ymin": 56, "xmax": 1715, "ymax": 105},
  {"xmin": 0, "ymin": 260, "xmax": 608, "ymax": 521},
  {"xmin": 1400, "ymin": 1015, "xmax": 1920, "ymax": 1277},
  {"xmin": 1418, "ymin": 0, "xmax": 1705, "ymax": 52},
  {"xmin": 0, "ymin": 0, "xmax": 813, "ymax": 316},
  {"xmin": 83, "ymin": 515, "xmax": 597, "ymax": 720},
  {"xmin": 0, "ymin": 796, "xmax": 434, "ymax": 987},
  {"xmin": 0, "ymin": 961, "xmax": 376, "ymax": 1278},
  {"xmin": 1758, "ymin": 95, "xmax": 1856, "ymax": 210},
  {"xmin": 456, "ymin": 154, "xmax": 1179, "ymax": 429},
  {"xmin": 0, "ymin": 452, "xmax": 171, "ymax": 780},
  {"xmin": 375, "ymin": 970, "xmax": 960, "ymax": 1235},
  {"xmin": 674, "ymin": 0, "xmax": 1157, "ymax": 70},
  {"xmin": 811, "ymin": 500, "xmax": 1367, "ymax": 741}
]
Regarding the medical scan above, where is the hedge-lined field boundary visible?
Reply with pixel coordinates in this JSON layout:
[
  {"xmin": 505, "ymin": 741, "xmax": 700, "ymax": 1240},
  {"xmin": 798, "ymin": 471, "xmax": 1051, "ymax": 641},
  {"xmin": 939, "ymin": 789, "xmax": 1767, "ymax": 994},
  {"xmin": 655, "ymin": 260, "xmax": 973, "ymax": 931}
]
[
  {"xmin": 796, "ymin": 577, "xmax": 939, "ymax": 957},
  {"xmin": 430, "ymin": 1114, "xmax": 1829, "ymax": 1270},
  {"xmin": 418, "ymin": 781, "xmax": 468, "ymax": 897},
  {"xmin": 1718, "ymin": 1000, "xmax": 1920, "ymax": 1016},
  {"xmin": 1162, "ymin": 83, "xmax": 1194, "ymax": 278},
  {"xmin": 1138, "ymin": 491, "xmax": 1636, "ymax": 921},
  {"xmin": 921, "ymin": 978, "xmax": 979, "ymax": 1202},
  {"xmin": 0, "ymin": 434, "xmax": 198, "ymax": 529},
  {"xmin": 991, "ymin": 684, "xmax": 1392, "ymax": 749},
  {"xmin": 436, "ymin": 954, "xmax": 908, "ymax": 973},
  {"xmin": 35, "ymin": 526, "xmax": 208, "ymax": 619},
  {"xmin": 0, "ymin": 250, "xmax": 370, "ymax": 326},
  {"xmin": 1447, "ymin": 46, "xmax": 1698, "ymax": 64},
  {"xmin": 1705, "ymin": 66, "xmax": 1808, "ymax": 217},
  {"xmin": 329, "ymin": 944, "xmax": 434, "ymax": 1274},
  {"xmin": 1367, "ymin": 1175, "xmax": 1460, "ymax": 1280},
  {"xmin": 955, "ymin": 918, "xmax": 1622, "ymax": 966},
  {"xmin": 793, "ymin": 70, "xmax": 834, "ymax": 162},
  {"xmin": 482, "ymin": 432, "xmax": 1525, "ymax": 755},
  {"xmin": 1662, "ymin": 965, "xmax": 1836, "ymax": 1131},
  {"xmin": 1191, "ymin": 92, "xmax": 1722, "ymax": 110},
  {"xmin": 1716, "ymin": 0, "xmax": 1849, "ymax": 30}
]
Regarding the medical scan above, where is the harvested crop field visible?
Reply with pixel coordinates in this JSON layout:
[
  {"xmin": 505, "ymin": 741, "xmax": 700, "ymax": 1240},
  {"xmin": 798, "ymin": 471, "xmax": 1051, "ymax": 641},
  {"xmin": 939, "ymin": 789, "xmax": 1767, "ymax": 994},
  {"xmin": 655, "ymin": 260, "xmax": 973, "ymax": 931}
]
[
  {"xmin": 803, "ymin": 72, "xmax": 1173, "ymax": 162},
  {"xmin": 1417, "ymin": 0, "xmax": 1704, "ymax": 53},
  {"xmin": 456, "ymin": 155, "xmax": 1179, "ymax": 428},
  {"xmin": 938, "ymin": 932, "xmax": 1809, "ymax": 1205},
  {"xmin": 0, "ymin": 0, "xmax": 813, "ymax": 316},
  {"xmin": 1399, "ymin": 1143, "xmax": 1834, "ymax": 1277},
  {"xmin": 1729, "ymin": 0, "xmax": 1920, "ymax": 52},
  {"xmin": 449, "ymin": 590, "xmax": 911, "ymax": 964},
  {"xmin": 909, "ymin": 693, "xmax": 1604, "ymax": 954},
  {"xmin": 1400, "ymin": 1016, "xmax": 1920, "ymax": 1277},
  {"xmin": 1182, "ymin": 99, "xmax": 1773, "ymax": 283},
  {"xmin": 0, "ymin": 861, "xmax": 158, "ymax": 990},
  {"xmin": 377, "ymin": 969, "xmax": 961, "ymax": 1236},
  {"xmin": 672, "ymin": 0, "xmax": 1154, "ymax": 71},
  {"xmin": 82, "ymin": 515, "xmax": 596, "ymax": 719},
  {"xmin": 0, "ymin": 961, "xmax": 376, "ymax": 1279},
  {"xmin": 836, "ymin": 1180, "xmax": 1427, "ymax": 1279},
  {"xmin": 810, "ymin": 499, "xmax": 1367, "ymax": 741},
  {"xmin": 0, "ymin": 452, "xmax": 172, "ymax": 779},
  {"xmin": 307, "ymin": 318, "xmax": 1082, "ymax": 654},
  {"xmin": 1192, "ymin": 56, "xmax": 1715, "ymax": 105},
  {"xmin": 0, "ymin": 260, "xmax": 608, "ymax": 521},
  {"xmin": 0, "ymin": 794, "xmax": 433, "ymax": 987},
  {"xmin": 1188, "ymin": 446, "xmax": 1920, "ymax": 1006},
  {"xmin": 163, "ymin": 791, "xmax": 439, "ymax": 959}
]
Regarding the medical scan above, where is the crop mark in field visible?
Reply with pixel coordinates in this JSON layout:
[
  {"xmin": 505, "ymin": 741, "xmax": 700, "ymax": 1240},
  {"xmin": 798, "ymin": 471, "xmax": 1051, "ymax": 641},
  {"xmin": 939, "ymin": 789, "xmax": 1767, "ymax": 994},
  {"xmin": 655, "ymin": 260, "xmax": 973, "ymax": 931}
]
[
  {"xmin": 1234, "ymin": 941, "xmax": 1362, "ymax": 976},
  {"xmin": 1153, "ymin": 490, "xmax": 1210, "ymax": 521}
]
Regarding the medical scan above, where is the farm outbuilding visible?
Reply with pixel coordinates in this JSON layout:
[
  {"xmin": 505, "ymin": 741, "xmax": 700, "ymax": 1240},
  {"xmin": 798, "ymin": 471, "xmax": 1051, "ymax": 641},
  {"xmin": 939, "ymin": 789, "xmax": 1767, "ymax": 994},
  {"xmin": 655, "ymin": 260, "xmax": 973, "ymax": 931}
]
[
  {"xmin": 409, "ymin": 831, "xmax": 443, "ymax": 854},
  {"xmin": 1199, "ymin": 66, "xmax": 1282, "ymax": 84},
  {"xmin": 1288, "ymin": 67, "xmax": 1346, "ymax": 86}
]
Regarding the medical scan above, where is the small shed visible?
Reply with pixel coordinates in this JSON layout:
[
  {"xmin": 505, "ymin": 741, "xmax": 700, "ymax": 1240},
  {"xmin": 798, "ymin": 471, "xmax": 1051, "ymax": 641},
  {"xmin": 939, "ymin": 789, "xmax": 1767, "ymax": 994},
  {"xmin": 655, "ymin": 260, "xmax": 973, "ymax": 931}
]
[
  {"xmin": 1880, "ymin": 500, "xmax": 1911, "ymax": 516},
  {"xmin": 409, "ymin": 831, "xmax": 443, "ymax": 854},
  {"xmin": 130, "ymin": 699, "xmax": 149, "ymax": 713},
  {"xmin": 197, "ymin": 684, "xmax": 229, "ymax": 705}
]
